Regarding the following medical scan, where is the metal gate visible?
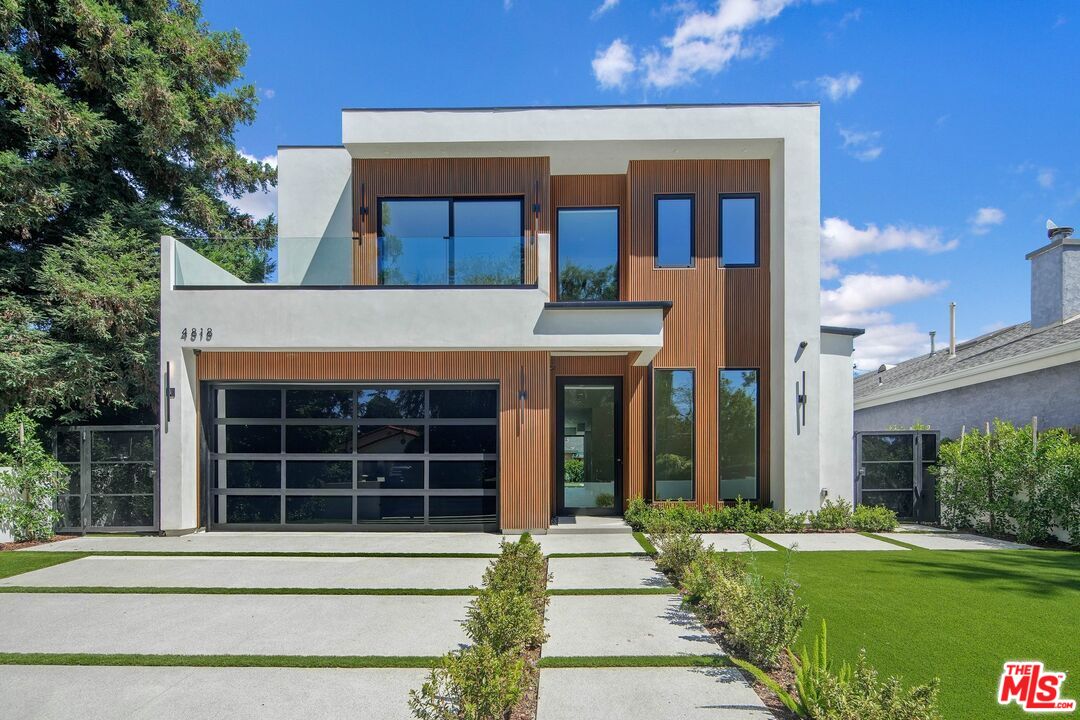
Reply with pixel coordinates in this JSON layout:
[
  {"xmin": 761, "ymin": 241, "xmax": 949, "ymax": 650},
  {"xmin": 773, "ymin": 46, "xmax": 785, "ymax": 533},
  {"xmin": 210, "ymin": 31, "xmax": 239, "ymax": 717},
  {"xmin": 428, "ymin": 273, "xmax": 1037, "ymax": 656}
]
[
  {"xmin": 855, "ymin": 431, "xmax": 939, "ymax": 523},
  {"xmin": 54, "ymin": 425, "xmax": 159, "ymax": 532}
]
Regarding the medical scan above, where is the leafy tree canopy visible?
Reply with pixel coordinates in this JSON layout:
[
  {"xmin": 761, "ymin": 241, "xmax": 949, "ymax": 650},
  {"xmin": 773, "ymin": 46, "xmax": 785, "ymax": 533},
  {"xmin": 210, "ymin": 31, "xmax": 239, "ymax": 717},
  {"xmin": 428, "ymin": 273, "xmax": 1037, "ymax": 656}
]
[{"xmin": 0, "ymin": 0, "xmax": 275, "ymax": 421}]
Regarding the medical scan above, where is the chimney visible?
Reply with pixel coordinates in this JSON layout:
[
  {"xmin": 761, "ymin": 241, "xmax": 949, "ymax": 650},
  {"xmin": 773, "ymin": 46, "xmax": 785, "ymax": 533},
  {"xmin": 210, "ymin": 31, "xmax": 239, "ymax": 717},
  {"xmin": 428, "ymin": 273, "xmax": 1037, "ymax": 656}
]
[
  {"xmin": 949, "ymin": 303, "xmax": 957, "ymax": 357},
  {"xmin": 929, "ymin": 330, "xmax": 936, "ymax": 356},
  {"xmin": 1028, "ymin": 220, "xmax": 1080, "ymax": 329}
]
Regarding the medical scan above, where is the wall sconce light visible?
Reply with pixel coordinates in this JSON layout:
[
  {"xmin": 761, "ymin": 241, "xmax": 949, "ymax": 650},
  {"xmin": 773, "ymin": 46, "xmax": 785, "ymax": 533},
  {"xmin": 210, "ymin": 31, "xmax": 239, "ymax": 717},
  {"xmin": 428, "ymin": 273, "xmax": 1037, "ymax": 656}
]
[
  {"xmin": 164, "ymin": 361, "xmax": 175, "ymax": 428},
  {"xmin": 517, "ymin": 366, "xmax": 527, "ymax": 432}
]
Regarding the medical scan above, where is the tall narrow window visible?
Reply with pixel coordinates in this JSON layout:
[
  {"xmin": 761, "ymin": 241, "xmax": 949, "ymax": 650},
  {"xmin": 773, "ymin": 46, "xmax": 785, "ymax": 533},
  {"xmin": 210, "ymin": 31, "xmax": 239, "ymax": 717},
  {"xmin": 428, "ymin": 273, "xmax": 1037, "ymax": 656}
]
[
  {"xmin": 719, "ymin": 195, "xmax": 759, "ymax": 267},
  {"xmin": 654, "ymin": 196, "xmax": 693, "ymax": 268},
  {"xmin": 653, "ymin": 369, "xmax": 694, "ymax": 500},
  {"xmin": 719, "ymin": 369, "xmax": 759, "ymax": 501},
  {"xmin": 557, "ymin": 208, "xmax": 618, "ymax": 300}
]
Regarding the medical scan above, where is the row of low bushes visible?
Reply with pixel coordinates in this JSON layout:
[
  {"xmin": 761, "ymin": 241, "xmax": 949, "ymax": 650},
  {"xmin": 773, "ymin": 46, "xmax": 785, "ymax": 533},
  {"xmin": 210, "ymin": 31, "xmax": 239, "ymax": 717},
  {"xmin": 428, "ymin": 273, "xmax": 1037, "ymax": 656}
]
[
  {"xmin": 934, "ymin": 420, "xmax": 1080, "ymax": 545},
  {"xmin": 0, "ymin": 408, "xmax": 68, "ymax": 543},
  {"xmin": 650, "ymin": 526, "xmax": 942, "ymax": 719},
  {"xmin": 627, "ymin": 497, "xmax": 899, "ymax": 534},
  {"xmin": 409, "ymin": 534, "xmax": 548, "ymax": 720}
]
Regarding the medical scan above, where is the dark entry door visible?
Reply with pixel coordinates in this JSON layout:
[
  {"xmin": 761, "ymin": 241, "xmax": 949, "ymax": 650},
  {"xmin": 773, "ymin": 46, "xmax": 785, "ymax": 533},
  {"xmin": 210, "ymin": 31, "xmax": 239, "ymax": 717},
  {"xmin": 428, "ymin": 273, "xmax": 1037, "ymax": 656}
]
[
  {"xmin": 556, "ymin": 377, "xmax": 622, "ymax": 516},
  {"xmin": 856, "ymin": 431, "xmax": 940, "ymax": 523}
]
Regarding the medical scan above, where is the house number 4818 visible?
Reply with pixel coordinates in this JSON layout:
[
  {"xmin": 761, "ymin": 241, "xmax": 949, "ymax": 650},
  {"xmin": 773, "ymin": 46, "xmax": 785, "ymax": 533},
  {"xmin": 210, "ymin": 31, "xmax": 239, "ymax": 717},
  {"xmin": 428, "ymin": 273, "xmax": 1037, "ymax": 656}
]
[{"xmin": 181, "ymin": 327, "xmax": 213, "ymax": 342}]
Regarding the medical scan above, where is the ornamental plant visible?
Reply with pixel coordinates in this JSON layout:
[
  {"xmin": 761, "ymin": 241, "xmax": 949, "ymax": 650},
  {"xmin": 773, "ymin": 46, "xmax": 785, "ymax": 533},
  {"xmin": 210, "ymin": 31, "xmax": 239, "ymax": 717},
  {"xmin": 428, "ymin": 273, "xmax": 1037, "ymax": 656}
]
[{"xmin": 0, "ymin": 407, "xmax": 69, "ymax": 541}]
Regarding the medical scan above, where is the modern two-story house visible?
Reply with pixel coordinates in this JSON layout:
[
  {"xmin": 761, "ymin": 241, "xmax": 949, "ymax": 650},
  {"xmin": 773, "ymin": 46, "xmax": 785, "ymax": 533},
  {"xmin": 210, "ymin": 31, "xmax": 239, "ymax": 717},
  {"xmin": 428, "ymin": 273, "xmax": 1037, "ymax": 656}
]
[{"xmin": 159, "ymin": 104, "xmax": 859, "ymax": 534}]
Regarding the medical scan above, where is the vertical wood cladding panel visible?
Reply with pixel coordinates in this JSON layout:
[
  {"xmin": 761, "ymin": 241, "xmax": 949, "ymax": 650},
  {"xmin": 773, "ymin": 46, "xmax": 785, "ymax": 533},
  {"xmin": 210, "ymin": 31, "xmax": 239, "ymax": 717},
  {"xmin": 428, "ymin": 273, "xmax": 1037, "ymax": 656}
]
[
  {"xmin": 352, "ymin": 158, "xmax": 550, "ymax": 286},
  {"xmin": 550, "ymin": 174, "xmax": 627, "ymax": 299},
  {"xmin": 198, "ymin": 351, "xmax": 551, "ymax": 530},
  {"xmin": 627, "ymin": 160, "xmax": 772, "ymax": 507}
]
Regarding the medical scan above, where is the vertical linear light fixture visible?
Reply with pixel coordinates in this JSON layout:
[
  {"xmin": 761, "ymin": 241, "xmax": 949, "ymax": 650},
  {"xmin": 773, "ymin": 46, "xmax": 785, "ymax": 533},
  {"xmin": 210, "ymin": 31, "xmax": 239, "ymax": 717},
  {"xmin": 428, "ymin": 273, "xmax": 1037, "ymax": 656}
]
[
  {"xmin": 532, "ymin": 179, "xmax": 540, "ymax": 246},
  {"xmin": 518, "ymin": 366, "xmax": 527, "ymax": 433},
  {"xmin": 164, "ymin": 361, "xmax": 175, "ymax": 428},
  {"xmin": 358, "ymin": 182, "xmax": 368, "ymax": 239}
]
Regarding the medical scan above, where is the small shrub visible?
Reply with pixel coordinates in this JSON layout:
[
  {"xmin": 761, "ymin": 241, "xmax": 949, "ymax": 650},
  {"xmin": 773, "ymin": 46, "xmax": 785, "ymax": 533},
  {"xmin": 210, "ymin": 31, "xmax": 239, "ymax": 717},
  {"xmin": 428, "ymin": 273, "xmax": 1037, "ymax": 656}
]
[
  {"xmin": 681, "ymin": 549, "xmax": 747, "ymax": 624},
  {"xmin": 809, "ymin": 498, "xmax": 853, "ymax": 531},
  {"xmin": 650, "ymin": 528, "xmax": 704, "ymax": 584},
  {"xmin": 852, "ymin": 504, "xmax": 899, "ymax": 532},
  {"xmin": 483, "ymin": 533, "xmax": 548, "ymax": 609},
  {"xmin": 761, "ymin": 506, "xmax": 808, "ymax": 532},
  {"xmin": 623, "ymin": 497, "xmax": 654, "ymax": 531},
  {"xmin": 808, "ymin": 651, "xmax": 942, "ymax": 720},
  {"xmin": 723, "ymin": 555, "xmax": 807, "ymax": 668},
  {"xmin": 409, "ymin": 643, "xmax": 525, "ymax": 720},
  {"xmin": 725, "ymin": 497, "xmax": 768, "ymax": 533},
  {"xmin": 464, "ymin": 587, "xmax": 546, "ymax": 654},
  {"xmin": 0, "ymin": 408, "xmax": 69, "ymax": 542}
]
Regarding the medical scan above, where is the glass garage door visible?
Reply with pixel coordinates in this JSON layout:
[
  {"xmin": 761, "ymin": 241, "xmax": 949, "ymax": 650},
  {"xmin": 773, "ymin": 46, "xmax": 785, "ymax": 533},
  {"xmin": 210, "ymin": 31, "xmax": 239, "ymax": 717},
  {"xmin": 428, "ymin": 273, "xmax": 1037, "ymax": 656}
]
[{"xmin": 206, "ymin": 384, "xmax": 498, "ymax": 530}]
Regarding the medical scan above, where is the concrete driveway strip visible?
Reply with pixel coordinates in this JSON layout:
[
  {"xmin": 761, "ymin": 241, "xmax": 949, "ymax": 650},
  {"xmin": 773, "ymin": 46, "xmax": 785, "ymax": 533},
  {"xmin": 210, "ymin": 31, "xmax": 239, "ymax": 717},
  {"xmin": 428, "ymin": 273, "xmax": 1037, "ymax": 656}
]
[
  {"xmin": 759, "ymin": 532, "xmax": 907, "ymax": 551},
  {"xmin": 878, "ymin": 532, "xmax": 1036, "ymax": 550},
  {"xmin": 0, "ymin": 555, "xmax": 490, "ymax": 589},
  {"xmin": 698, "ymin": 533, "xmax": 772, "ymax": 552},
  {"xmin": 0, "ymin": 593, "xmax": 469, "ymax": 656},
  {"xmin": 535, "ymin": 533, "xmax": 645, "ymax": 555},
  {"xmin": 537, "ymin": 667, "xmax": 773, "ymax": 720},
  {"xmin": 543, "ymin": 594, "xmax": 720, "ymax": 657},
  {"xmin": 547, "ymin": 556, "xmax": 670, "ymax": 590},
  {"xmin": 2, "ymin": 665, "xmax": 424, "ymax": 720}
]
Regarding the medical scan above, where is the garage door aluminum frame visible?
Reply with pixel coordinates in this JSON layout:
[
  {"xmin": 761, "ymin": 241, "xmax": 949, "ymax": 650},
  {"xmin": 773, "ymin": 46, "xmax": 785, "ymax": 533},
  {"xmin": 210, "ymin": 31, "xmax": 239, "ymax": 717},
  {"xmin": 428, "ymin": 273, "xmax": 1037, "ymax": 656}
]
[{"xmin": 202, "ymin": 382, "xmax": 499, "ymax": 531}]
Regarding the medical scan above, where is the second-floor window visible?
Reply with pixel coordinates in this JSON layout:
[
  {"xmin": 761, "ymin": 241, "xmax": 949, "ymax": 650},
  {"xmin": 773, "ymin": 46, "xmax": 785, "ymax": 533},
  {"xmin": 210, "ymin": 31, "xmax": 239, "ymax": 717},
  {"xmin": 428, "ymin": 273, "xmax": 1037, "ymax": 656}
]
[
  {"xmin": 378, "ymin": 197, "xmax": 524, "ymax": 286},
  {"xmin": 719, "ymin": 194, "xmax": 759, "ymax": 267},
  {"xmin": 557, "ymin": 208, "xmax": 619, "ymax": 301},
  {"xmin": 655, "ymin": 195, "xmax": 694, "ymax": 268}
]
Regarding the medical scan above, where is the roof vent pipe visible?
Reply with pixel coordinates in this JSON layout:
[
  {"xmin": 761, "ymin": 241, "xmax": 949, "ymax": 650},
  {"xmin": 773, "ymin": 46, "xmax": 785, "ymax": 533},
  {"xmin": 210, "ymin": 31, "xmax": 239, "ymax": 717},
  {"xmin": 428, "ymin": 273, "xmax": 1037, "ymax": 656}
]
[
  {"xmin": 1047, "ymin": 219, "xmax": 1074, "ymax": 242},
  {"xmin": 929, "ymin": 330, "xmax": 936, "ymax": 357},
  {"xmin": 949, "ymin": 302, "xmax": 957, "ymax": 358}
]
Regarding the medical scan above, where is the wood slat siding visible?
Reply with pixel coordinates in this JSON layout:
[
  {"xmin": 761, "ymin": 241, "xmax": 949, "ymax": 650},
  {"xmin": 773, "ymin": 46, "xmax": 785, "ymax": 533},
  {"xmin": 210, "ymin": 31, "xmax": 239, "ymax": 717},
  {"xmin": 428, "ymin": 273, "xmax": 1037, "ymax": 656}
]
[
  {"xmin": 550, "ymin": 174, "xmax": 627, "ymax": 299},
  {"xmin": 626, "ymin": 159, "xmax": 772, "ymax": 507},
  {"xmin": 197, "ymin": 351, "xmax": 552, "ymax": 531},
  {"xmin": 352, "ymin": 157, "xmax": 550, "ymax": 286}
]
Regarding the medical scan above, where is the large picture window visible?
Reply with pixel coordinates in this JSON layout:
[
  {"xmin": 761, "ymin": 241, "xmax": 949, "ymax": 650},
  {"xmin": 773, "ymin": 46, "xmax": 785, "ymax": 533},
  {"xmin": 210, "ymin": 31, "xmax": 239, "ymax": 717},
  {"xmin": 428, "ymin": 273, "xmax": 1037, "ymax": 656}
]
[
  {"xmin": 654, "ymin": 195, "xmax": 694, "ymax": 268},
  {"xmin": 653, "ymin": 369, "xmax": 694, "ymax": 501},
  {"xmin": 719, "ymin": 369, "xmax": 759, "ymax": 501},
  {"xmin": 719, "ymin": 194, "xmax": 759, "ymax": 267},
  {"xmin": 378, "ymin": 198, "xmax": 524, "ymax": 286},
  {"xmin": 556, "ymin": 208, "xmax": 618, "ymax": 300}
]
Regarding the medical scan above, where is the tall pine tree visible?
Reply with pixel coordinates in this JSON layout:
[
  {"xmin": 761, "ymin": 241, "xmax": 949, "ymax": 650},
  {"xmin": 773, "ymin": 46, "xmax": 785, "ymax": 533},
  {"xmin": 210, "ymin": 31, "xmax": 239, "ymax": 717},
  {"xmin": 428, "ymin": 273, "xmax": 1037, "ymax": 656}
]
[{"xmin": 0, "ymin": 0, "xmax": 275, "ymax": 421}]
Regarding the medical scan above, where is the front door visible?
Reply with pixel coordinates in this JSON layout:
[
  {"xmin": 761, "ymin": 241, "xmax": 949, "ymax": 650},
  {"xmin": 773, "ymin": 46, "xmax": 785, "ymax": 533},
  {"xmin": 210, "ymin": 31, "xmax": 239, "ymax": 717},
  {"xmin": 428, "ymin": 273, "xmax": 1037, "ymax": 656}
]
[{"xmin": 556, "ymin": 377, "xmax": 622, "ymax": 516}]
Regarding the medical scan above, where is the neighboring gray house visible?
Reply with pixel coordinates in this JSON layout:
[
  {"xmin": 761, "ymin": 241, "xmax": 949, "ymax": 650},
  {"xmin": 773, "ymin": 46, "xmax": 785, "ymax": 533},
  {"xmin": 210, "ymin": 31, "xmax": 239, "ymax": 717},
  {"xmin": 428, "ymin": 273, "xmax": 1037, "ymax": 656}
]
[{"xmin": 855, "ymin": 224, "xmax": 1080, "ymax": 439}]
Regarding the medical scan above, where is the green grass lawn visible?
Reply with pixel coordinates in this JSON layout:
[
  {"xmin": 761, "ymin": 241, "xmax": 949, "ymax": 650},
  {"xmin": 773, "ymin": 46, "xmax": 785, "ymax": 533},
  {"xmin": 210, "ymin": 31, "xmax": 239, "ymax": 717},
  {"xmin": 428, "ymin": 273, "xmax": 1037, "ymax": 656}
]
[
  {"xmin": 0, "ymin": 551, "xmax": 86, "ymax": 579},
  {"xmin": 753, "ymin": 548, "xmax": 1080, "ymax": 720}
]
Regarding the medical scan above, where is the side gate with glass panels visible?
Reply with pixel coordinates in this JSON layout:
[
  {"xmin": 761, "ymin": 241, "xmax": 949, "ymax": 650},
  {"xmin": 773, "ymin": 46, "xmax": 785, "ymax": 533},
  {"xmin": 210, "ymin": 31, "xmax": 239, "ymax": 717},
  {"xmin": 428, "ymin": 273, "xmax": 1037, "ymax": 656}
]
[
  {"xmin": 54, "ymin": 426, "xmax": 159, "ymax": 532},
  {"xmin": 855, "ymin": 431, "xmax": 939, "ymax": 523},
  {"xmin": 204, "ymin": 384, "xmax": 499, "ymax": 531}
]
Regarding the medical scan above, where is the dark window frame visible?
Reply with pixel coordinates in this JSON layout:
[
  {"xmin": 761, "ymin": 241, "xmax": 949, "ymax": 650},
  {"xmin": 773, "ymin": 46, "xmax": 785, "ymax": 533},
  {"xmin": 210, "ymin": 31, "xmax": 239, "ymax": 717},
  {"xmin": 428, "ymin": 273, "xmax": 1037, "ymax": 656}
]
[
  {"xmin": 651, "ymin": 367, "xmax": 696, "ymax": 502},
  {"xmin": 376, "ymin": 196, "xmax": 527, "ymax": 287},
  {"xmin": 717, "ymin": 367, "xmax": 761, "ymax": 502},
  {"xmin": 555, "ymin": 206, "xmax": 621, "ymax": 301},
  {"xmin": 653, "ymin": 194, "xmax": 696, "ymax": 269},
  {"xmin": 718, "ymin": 193, "xmax": 760, "ymax": 268}
]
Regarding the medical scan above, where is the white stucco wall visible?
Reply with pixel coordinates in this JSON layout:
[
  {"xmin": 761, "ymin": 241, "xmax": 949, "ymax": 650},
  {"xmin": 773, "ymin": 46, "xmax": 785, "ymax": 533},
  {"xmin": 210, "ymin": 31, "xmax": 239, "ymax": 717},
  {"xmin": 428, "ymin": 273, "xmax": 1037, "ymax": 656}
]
[
  {"xmin": 819, "ymin": 331, "xmax": 858, "ymax": 506},
  {"xmin": 277, "ymin": 146, "xmax": 353, "ymax": 285}
]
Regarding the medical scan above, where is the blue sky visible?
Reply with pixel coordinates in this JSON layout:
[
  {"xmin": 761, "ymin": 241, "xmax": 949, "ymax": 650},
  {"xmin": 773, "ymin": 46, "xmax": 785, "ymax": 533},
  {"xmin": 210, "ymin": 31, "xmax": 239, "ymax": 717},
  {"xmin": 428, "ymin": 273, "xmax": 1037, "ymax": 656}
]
[{"xmin": 208, "ymin": 0, "xmax": 1080, "ymax": 370}]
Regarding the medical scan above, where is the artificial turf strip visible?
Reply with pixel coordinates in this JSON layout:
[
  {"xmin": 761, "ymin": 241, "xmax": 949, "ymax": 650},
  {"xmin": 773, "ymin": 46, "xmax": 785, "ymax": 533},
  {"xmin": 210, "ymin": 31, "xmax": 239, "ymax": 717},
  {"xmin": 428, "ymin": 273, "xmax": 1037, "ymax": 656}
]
[
  {"xmin": 633, "ymin": 531, "xmax": 658, "ymax": 556},
  {"xmin": 546, "ymin": 587, "xmax": 676, "ymax": 595},
  {"xmin": 0, "ymin": 552, "xmax": 88, "ymax": 579},
  {"xmin": 751, "ymin": 549, "xmax": 1080, "ymax": 720},
  {"xmin": 744, "ymin": 532, "xmax": 787, "ymax": 551},
  {"xmin": 0, "ymin": 586, "xmax": 478, "ymax": 596},
  {"xmin": 538, "ymin": 655, "xmax": 729, "ymax": 668},
  {"xmin": 0, "ymin": 653, "xmax": 441, "ymax": 669},
  {"xmin": 859, "ymin": 532, "xmax": 926, "ymax": 551}
]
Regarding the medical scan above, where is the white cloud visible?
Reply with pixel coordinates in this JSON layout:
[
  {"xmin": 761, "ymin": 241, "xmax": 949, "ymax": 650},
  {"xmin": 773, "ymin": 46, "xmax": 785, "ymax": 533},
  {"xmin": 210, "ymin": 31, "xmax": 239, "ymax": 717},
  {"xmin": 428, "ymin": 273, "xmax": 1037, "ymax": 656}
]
[
  {"xmin": 592, "ymin": 0, "xmax": 619, "ymax": 19},
  {"xmin": 1037, "ymin": 168, "xmax": 1056, "ymax": 189},
  {"xmin": 262, "ymin": 88, "xmax": 276, "ymax": 100},
  {"xmin": 640, "ymin": 0, "xmax": 798, "ymax": 88},
  {"xmin": 592, "ymin": 39, "xmax": 636, "ymax": 89},
  {"xmin": 822, "ymin": 273, "xmax": 947, "ymax": 370},
  {"xmin": 820, "ymin": 217, "xmax": 959, "ymax": 261},
  {"xmin": 969, "ymin": 206, "xmax": 1005, "ymax": 235},
  {"xmin": 839, "ymin": 127, "xmax": 883, "ymax": 161},
  {"xmin": 231, "ymin": 152, "xmax": 278, "ymax": 219},
  {"xmin": 815, "ymin": 72, "xmax": 861, "ymax": 101}
]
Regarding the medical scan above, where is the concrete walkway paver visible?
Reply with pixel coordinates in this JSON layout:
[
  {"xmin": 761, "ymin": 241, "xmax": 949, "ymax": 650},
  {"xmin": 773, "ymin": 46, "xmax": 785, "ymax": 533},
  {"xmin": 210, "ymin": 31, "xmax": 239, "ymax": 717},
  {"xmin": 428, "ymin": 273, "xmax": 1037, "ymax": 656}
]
[
  {"xmin": 760, "ymin": 532, "xmax": 906, "ymax": 551},
  {"xmin": 1, "ymin": 665, "xmax": 422, "ymax": 720},
  {"xmin": 879, "ymin": 532, "xmax": 1036, "ymax": 550},
  {"xmin": 0, "ymin": 593, "xmax": 468, "ymax": 656},
  {"xmin": 547, "ymin": 556, "xmax": 670, "ymax": 590},
  {"xmin": 537, "ymin": 667, "xmax": 772, "ymax": 720},
  {"xmin": 543, "ymin": 594, "xmax": 718, "ymax": 656},
  {"xmin": 698, "ymin": 533, "xmax": 772, "ymax": 552},
  {"xmin": 0, "ymin": 555, "xmax": 489, "ymax": 589},
  {"xmin": 536, "ymin": 533, "xmax": 645, "ymax": 555}
]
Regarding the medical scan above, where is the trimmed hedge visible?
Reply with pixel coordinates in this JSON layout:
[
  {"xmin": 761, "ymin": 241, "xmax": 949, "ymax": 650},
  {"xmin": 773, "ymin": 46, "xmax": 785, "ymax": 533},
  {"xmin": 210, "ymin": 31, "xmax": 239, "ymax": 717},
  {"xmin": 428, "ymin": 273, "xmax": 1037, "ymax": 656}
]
[{"xmin": 624, "ymin": 497, "xmax": 898, "ymax": 534}]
